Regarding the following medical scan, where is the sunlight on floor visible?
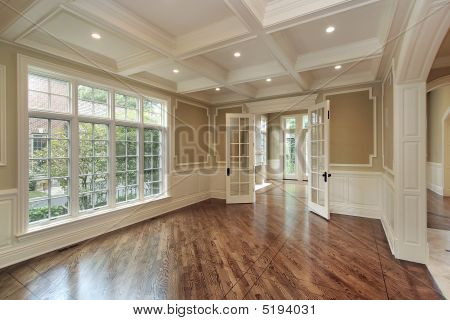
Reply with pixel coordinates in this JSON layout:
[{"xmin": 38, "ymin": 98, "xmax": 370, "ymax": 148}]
[{"xmin": 427, "ymin": 228, "xmax": 450, "ymax": 299}]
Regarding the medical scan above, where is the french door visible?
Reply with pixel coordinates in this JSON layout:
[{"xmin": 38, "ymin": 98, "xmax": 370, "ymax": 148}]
[
  {"xmin": 225, "ymin": 113, "xmax": 255, "ymax": 204},
  {"xmin": 282, "ymin": 116, "xmax": 299, "ymax": 180},
  {"xmin": 307, "ymin": 101, "xmax": 330, "ymax": 219}
]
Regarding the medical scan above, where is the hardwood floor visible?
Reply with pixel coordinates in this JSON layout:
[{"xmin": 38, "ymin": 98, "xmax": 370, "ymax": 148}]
[
  {"xmin": 0, "ymin": 181, "xmax": 444, "ymax": 300},
  {"xmin": 427, "ymin": 190, "xmax": 450, "ymax": 230}
]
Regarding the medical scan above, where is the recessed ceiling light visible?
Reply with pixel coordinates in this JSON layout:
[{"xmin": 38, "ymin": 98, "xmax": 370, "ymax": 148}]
[
  {"xmin": 91, "ymin": 33, "xmax": 101, "ymax": 39},
  {"xmin": 172, "ymin": 68, "xmax": 179, "ymax": 74},
  {"xmin": 234, "ymin": 52, "xmax": 241, "ymax": 58},
  {"xmin": 334, "ymin": 65, "xmax": 342, "ymax": 70},
  {"xmin": 326, "ymin": 26, "xmax": 335, "ymax": 33},
  {"xmin": 266, "ymin": 78, "xmax": 272, "ymax": 82},
  {"xmin": 215, "ymin": 87, "xmax": 221, "ymax": 91}
]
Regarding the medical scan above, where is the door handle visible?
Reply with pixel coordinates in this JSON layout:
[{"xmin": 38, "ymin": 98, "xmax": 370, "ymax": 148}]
[
  {"xmin": 322, "ymin": 171, "xmax": 331, "ymax": 182},
  {"xmin": 227, "ymin": 168, "xmax": 230, "ymax": 176}
]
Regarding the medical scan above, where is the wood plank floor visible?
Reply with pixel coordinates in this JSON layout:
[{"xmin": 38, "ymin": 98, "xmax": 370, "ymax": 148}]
[
  {"xmin": 0, "ymin": 181, "xmax": 444, "ymax": 300},
  {"xmin": 427, "ymin": 189, "xmax": 450, "ymax": 230}
]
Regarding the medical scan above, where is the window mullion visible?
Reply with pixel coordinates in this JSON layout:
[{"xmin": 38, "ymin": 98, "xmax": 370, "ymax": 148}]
[
  {"xmin": 109, "ymin": 91, "xmax": 116, "ymax": 209},
  {"xmin": 71, "ymin": 80, "xmax": 79, "ymax": 217},
  {"xmin": 139, "ymin": 124, "xmax": 144, "ymax": 201}
]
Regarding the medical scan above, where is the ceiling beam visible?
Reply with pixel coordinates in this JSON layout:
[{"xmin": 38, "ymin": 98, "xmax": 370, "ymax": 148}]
[{"xmin": 225, "ymin": 0, "xmax": 310, "ymax": 91}]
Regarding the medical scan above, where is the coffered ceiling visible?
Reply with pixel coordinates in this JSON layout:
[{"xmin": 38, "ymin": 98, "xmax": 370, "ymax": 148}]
[{"xmin": 0, "ymin": 0, "xmax": 412, "ymax": 105}]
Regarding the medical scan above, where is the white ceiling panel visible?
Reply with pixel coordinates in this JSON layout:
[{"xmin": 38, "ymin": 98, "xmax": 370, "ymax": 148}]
[
  {"xmin": 202, "ymin": 38, "xmax": 277, "ymax": 70},
  {"xmin": 274, "ymin": 0, "xmax": 387, "ymax": 55},
  {"xmin": 34, "ymin": 9, "xmax": 147, "ymax": 61},
  {"xmin": 113, "ymin": 0, "xmax": 235, "ymax": 37}
]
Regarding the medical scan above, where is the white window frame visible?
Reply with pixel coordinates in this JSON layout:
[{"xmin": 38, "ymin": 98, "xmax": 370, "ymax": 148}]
[{"xmin": 17, "ymin": 54, "xmax": 170, "ymax": 234}]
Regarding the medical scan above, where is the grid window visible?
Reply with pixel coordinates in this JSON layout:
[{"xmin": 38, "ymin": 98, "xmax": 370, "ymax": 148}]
[
  {"xmin": 143, "ymin": 99, "xmax": 162, "ymax": 125},
  {"xmin": 79, "ymin": 123, "xmax": 109, "ymax": 212},
  {"xmin": 78, "ymin": 84, "xmax": 109, "ymax": 117},
  {"xmin": 116, "ymin": 126, "xmax": 139, "ymax": 203},
  {"xmin": 28, "ymin": 73, "xmax": 70, "ymax": 113},
  {"xmin": 28, "ymin": 118, "xmax": 70, "ymax": 223},
  {"xmin": 144, "ymin": 128, "xmax": 162, "ymax": 197},
  {"xmin": 115, "ymin": 93, "xmax": 139, "ymax": 122}
]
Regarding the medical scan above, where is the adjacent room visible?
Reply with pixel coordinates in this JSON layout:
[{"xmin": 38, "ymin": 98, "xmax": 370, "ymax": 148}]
[{"xmin": 0, "ymin": 0, "xmax": 448, "ymax": 300}]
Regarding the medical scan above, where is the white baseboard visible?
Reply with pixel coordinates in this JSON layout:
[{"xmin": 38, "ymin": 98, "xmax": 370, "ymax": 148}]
[
  {"xmin": 427, "ymin": 162, "xmax": 443, "ymax": 195},
  {"xmin": 209, "ymin": 190, "xmax": 226, "ymax": 199}
]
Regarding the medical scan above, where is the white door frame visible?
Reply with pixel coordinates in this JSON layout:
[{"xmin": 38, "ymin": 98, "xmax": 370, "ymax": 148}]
[{"xmin": 225, "ymin": 113, "xmax": 256, "ymax": 204}]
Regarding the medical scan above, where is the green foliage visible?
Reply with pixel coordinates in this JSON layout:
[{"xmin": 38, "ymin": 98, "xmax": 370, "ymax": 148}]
[{"xmin": 29, "ymin": 205, "xmax": 67, "ymax": 223}]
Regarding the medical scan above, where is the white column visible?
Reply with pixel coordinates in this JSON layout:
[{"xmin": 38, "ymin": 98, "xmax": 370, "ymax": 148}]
[{"xmin": 393, "ymin": 81, "xmax": 427, "ymax": 263}]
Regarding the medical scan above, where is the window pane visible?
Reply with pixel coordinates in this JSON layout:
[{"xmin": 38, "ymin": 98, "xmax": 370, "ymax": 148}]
[
  {"xmin": 78, "ymin": 85, "xmax": 109, "ymax": 117},
  {"xmin": 144, "ymin": 128, "xmax": 163, "ymax": 197},
  {"xmin": 116, "ymin": 126, "xmax": 139, "ymax": 203},
  {"xmin": 28, "ymin": 73, "xmax": 70, "ymax": 113},
  {"xmin": 143, "ymin": 99, "xmax": 163, "ymax": 125},
  {"xmin": 115, "ymin": 93, "xmax": 139, "ymax": 122},
  {"xmin": 79, "ymin": 122, "xmax": 109, "ymax": 212},
  {"xmin": 28, "ymin": 118, "xmax": 71, "ymax": 223}
]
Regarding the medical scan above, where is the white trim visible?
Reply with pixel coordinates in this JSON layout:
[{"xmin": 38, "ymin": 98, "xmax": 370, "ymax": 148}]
[
  {"xmin": 381, "ymin": 61, "xmax": 395, "ymax": 175},
  {"xmin": 442, "ymin": 108, "xmax": 450, "ymax": 196},
  {"xmin": 245, "ymin": 95, "xmax": 317, "ymax": 114},
  {"xmin": 325, "ymin": 87, "xmax": 377, "ymax": 167},
  {"xmin": 0, "ymin": 65, "xmax": 6, "ymax": 166},
  {"xmin": 427, "ymin": 75, "xmax": 450, "ymax": 93}
]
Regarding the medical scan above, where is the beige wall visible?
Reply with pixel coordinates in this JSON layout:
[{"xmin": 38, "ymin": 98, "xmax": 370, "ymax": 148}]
[
  {"xmin": 383, "ymin": 70, "xmax": 394, "ymax": 171},
  {"xmin": 317, "ymin": 84, "xmax": 382, "ymax": 172},
  {"xmin": 427, "ymin": 85, "xmax": 450, "ymax": 163},
  {"xmin": 0, "ymin": 41, "xmax": 208, "ymax": 190},
  {"xmin": 174, "ymin": 101, "xmax": 210, "ymax": 166},
  {"xmin": 427, "ymin": 67, "xmax": 450, "ymax": 82}
]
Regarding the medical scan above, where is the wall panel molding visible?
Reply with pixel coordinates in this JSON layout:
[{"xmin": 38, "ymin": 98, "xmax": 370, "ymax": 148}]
[
  {"xmin": 0, "ymin": 64, "xmax": 6, "ymax": 166},
  {"xmin": 330, "ymin": 171, "xmax": 382, "ymax": 219},
  {"xmin": 394, "ymin": 82, "xmax": 427, "ymax": 263},
  {"xmin": 325, "ymin": 88, "xmax": 377, "ymax": 167}
]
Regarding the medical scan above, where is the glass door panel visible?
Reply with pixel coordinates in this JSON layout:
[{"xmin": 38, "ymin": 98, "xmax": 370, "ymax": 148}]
[
  {"xmin": 226, "ymin": 114, "xmax": 255, "ymax": 203},
  {"xmin": 308, "ymin": 101, "xmax": 330, "ymax": 219}
]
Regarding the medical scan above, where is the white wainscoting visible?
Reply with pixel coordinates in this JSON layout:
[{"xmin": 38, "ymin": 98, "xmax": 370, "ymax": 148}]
[
  {"xmin": 0, "ymin": 189, "xmax": 16, "ymax": 248},
  {"xmin": 0, "ymin": 170, "xmax": 212, "ymax": 269},
  {"xmin": 330, "ymin": 171, "xmax": 383, "ymax": 219},
  {"xmin": 426, "ymin": 162, "xmax": 443, "ymax": 195},
  {"xmin": 381, "ymin": 173, "xmax": 396, "ymax": 255},
  {"xmin": 209, "ymin": 165, "xmax": 226, "ymax": 199}
]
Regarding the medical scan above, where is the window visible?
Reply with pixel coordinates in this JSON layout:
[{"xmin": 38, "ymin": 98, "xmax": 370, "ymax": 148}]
[
  {"xmin": 28, "ymin": 73, "xmax": 70, "ymax": 113},
  {"xmin": 115, "ymin": 93, "xmax": 139, "ymax": 122},
  {"xmin": 285, "ymin": 117, "xmax": 296, "ymax": 130},
  {"xmin": 116, "ymin": 126, "xmax": 138, "ymax": 203},
  {"xmin": 302, "ymin": 114, "xmax": 308, "ymax": 129},
  {"xmin": 24, "ymin": 67, "xmax": 168, "ymax": 227},
  {"xmin": 143, "ymin": 98, "xmax": 162, "ymax": 125},
  {"xmin": 144, "ymin": 128, "xmax": 162, "ymax": 196},
  {"xmin": 78, "ymin": 84, "xmax": 109, "ymax": 117},
  {"xmin": 256, "ymin": 115, "xmax": 267, "ymax": 165},
  {"xmin": 28, "ymin": 118, "xmax": 70, "ymax": 223},
  {"xmin": 79, "ymin": 123, "xmax": 109, "ymax": 211}
]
